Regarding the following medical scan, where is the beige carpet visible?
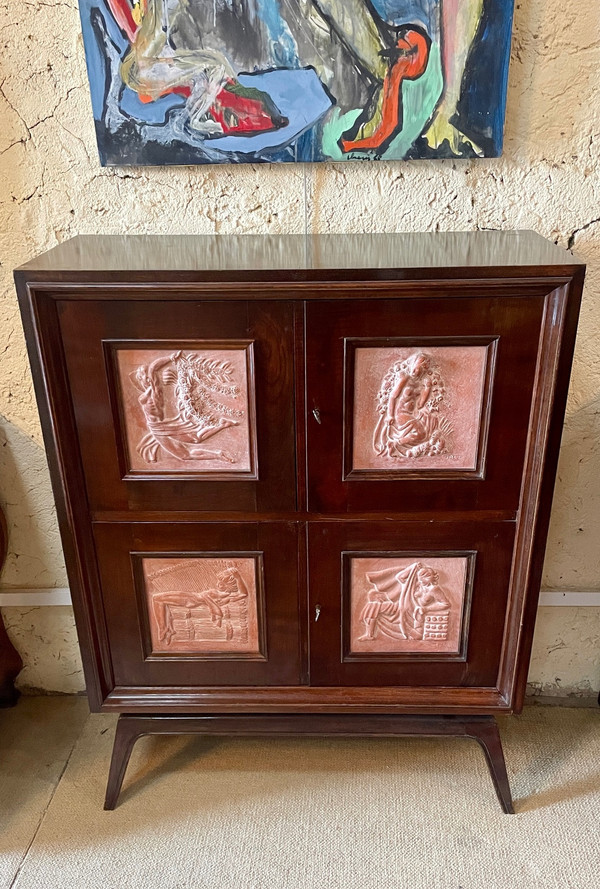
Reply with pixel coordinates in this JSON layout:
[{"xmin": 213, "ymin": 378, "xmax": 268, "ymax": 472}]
[
  {"xmin": 0, "ymin": 697, "xmax": 89, "ymax": 889},
  {"xmin": 5, "ymin": 706, "xmax": 600, "ymax": 889}
]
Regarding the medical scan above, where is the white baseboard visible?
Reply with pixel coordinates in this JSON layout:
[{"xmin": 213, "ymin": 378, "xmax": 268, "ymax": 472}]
[
  {"xmin": 1, "ymin": 588, "xmax": 600, "ymax": 607},
  {"xmin": 538, "ymin": 591, "xmax": 600, "ymax": 606},
  {"xmin": 0, "ymin": 588, "xmax": 72, "ymax": 606}
]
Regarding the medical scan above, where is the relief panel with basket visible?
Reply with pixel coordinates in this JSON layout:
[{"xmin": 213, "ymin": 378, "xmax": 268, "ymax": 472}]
[
  {"xmin": 308, "ymin": 520, "xmax": 515, "ymax": 689},
  {"xmin": 347, "ymin": 553, "xmax": 473, "ymax": 658}
]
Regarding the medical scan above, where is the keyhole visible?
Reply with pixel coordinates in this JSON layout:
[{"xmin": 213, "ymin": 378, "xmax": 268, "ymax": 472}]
[
  {"xmin": 312, "ymin": 407, "xmax": 322, "ymax": 425},
  {"xmin": 314, "ymin": 605, "xmax": 321, "ymax": 622}
]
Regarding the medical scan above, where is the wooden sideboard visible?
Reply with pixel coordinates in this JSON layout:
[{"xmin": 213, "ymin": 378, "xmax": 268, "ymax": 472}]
[{"xmin": 15, "ymin": 232, "xmax": 585, "ymax": 811}]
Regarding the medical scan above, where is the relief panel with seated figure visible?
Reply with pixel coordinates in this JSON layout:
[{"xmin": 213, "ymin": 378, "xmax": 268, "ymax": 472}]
[
  {"xmin": 346, "ymin": 554, "xmax": 473, "ymax": 660},
  {"xmin": 348, "ymin": 342, "xmax": 493, "ymax": 478}
]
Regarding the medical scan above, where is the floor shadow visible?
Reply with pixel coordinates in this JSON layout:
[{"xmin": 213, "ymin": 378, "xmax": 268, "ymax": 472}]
[
  {"xmin": 117, "ymin": 734, "xmax": 223, "ymax": 807},
  {"xmin": 515, "ymin": 770, "xmax": 600, "ymax": 813}
]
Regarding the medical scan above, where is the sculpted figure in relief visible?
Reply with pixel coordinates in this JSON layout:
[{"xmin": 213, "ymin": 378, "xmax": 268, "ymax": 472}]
[
  {"xmin": 151, "ymin": 562, "xmax": 249, "ymax": 646},
  {"xmin": 359, "ymin": 561, "xmax": 451, "ymax": 642},
  {"xmin": 129, "ymin": 350, "xmax": 244, "ymax": 464},
  {"xmin": 373, "ymin": 350, "xmax": 453, "ymax": 459}
]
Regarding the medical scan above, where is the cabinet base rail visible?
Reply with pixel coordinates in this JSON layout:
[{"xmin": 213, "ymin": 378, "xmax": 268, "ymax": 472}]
[{"xmin": 104, "ymin": 712, "xmax": 514, "ymax": 813}]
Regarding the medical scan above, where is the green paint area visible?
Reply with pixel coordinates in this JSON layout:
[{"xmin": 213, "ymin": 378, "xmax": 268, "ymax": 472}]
[{"xmin": 321, "ymin": 42, "xmax": 443, "ymax": 161}]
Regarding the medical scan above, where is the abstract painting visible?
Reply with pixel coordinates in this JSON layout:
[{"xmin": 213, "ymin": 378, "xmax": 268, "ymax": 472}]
[{"xmin": 78, "ymin": 0, "xmax": 515, "ymax": 165}]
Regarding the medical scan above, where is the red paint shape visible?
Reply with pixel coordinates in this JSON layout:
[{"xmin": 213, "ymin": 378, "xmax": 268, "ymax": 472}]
[
  {"xmin": 106, "ymin": 0, "xmax": 139, "ymax": 42},
  {"xmin": 209, "ymin": 80, "xmax": 282, "ymax": 135},
  {"xmin": 341, "ymin": 29, "xmax": 430, "ymax": 153}
]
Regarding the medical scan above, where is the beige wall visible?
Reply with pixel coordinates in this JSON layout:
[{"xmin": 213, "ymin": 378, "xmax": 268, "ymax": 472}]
[{"xmin": 1, "ymin": 0, "xmax": 599, "ymax": 696}]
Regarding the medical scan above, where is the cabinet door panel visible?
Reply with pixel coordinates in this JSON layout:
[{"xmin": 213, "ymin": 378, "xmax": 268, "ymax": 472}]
[
  {"xmin": 94, "ymin": 522, "xmax": 302, "ymax": 687},
  {"xmin": 308, "ymin": 521, "xmax": 515, "ymax": 689},
  {"xmin": 58, "ymin": 298, "xmax": 295, "ymax": 512},
  {"xmin": 305, "ymin": 294, "xmax": 547, "ymax": 513}
]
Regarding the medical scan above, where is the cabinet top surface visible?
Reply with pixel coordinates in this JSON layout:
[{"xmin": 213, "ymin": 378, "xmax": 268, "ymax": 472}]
[{"xmin": 15, "ymin": 231, "xmax": 583, "ymax": 282}]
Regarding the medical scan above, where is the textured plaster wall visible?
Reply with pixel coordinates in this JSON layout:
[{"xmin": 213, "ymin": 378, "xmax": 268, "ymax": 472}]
[{"xmin": 0, "ymin": 0, "xmax": 599, "ymax": 695}]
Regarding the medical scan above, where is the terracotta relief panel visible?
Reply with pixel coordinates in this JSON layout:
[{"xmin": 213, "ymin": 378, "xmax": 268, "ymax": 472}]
[
  {"xmin": 348, "ymin": 555, "xmax": 470, "ymax": 656},
  {"xmin": 114, "ymin": 345, "xmax": 256, "ymax": 475},
  {"xmin": 352, "ymin": 346, "xmax": 489, "ymax": 472},
  {"xmin": 140, "ymin": 556, "xmax": 262, "ymax": 656}
]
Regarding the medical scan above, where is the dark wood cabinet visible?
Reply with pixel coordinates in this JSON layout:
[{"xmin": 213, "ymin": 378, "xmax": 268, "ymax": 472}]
[{"xmin": 15, "ymin": 232, "xmax": 584, "ymax": 812}]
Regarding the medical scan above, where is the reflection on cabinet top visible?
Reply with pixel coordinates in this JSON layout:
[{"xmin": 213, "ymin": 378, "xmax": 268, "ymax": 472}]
[{"xmin": 15, "ymin": 232, "xmax": 584, "ymax": 284}]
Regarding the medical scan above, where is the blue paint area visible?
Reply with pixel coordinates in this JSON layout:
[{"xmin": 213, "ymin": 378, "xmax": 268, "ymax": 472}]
[
  {"xmin": 457, "ymin": 0, "xmax": 515, "ymax": 155},
  {"xmin": 80, "ymin": 0, "xmax": 188, "ymax": 126},
  {"xmin": 79, "ymin": 0, "xmax": 127, "ymax": 118},
  {"xmin": 256, "ymin": 0, "xmax": 299, "ymax": 67},
  {"xmin": 207, "ymin": 68, "xmax": 333, "ymax": 156},
  {"xmin": 120, "ymin": 88, "xmax": 186, "ymax": 125},
  {"xmin": 369, "ymin": 0, "xmax": 437, "ymax": 28}
]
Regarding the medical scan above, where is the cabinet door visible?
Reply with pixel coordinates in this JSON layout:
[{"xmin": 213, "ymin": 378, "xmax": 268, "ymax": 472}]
[
  {"xmin": 305, "ymin": 292, "xmax": 547, "ymax": 514},
  {"xmin": 308, "ymin": 521, "xmax": 515, "ymax": 692},
  {"xmin": 93, "ymin": 522, "xmax": 302, "ymax": 689},
  {"xmin": 58, "ymin": 298, "xmax": 296, "ymax": 513}
]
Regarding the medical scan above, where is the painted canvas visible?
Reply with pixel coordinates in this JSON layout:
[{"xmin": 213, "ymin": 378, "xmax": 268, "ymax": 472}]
[{"xmin": 78, "ymin": 0, "xmax": 515, "ymax": 165}]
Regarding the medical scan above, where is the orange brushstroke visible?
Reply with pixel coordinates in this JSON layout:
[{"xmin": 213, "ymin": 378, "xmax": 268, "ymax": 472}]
[{"xmin": 341, "ymin": 29, "xmax": 430, "ymax": 153}]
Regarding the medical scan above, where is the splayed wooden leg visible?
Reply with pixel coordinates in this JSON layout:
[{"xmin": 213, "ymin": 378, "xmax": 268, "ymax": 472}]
[
  {"xmin": 103, "ymin": 713, "xmax": 514, "ymax": 813},
  {"xmin": 104, "ymin": 715, "xmax": 149, "ymax": 810},
  {"xmin": 465, "ymin": 717, "xmax": 514, "ymax": 814}
]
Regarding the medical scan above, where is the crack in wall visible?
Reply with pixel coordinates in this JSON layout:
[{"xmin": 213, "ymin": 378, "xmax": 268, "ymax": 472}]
[{"xmin": 568, "ymin": 217, "xmax": 600, "ymax": 249}]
